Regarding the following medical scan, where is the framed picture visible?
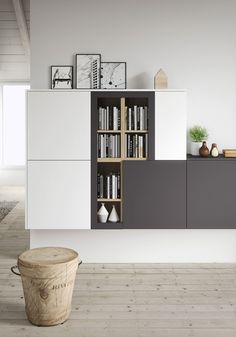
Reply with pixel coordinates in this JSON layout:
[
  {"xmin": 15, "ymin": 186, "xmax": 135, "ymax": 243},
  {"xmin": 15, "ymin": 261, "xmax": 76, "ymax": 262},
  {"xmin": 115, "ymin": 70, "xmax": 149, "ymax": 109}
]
[
  {"xmin": 51, "ymin": 66, "xmax": 73, "ymax": 89},
  {"xmin": 76, "ymin": 54, "xmax": 101, "ymax": 89},
  {"xmin": 101, "ymin": 62, "xmax": 127, "ymax": 89}
]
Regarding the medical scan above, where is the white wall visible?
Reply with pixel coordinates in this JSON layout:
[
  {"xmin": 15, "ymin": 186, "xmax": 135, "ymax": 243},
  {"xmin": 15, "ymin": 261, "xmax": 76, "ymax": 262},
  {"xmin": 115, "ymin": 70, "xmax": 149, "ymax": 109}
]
[
  {"xmin": 0, "ymin": 168, "xmax": 25, "ymax": 186},
  {"xmin": 30, "ymin": 0, "xmax": 236, "ymax": 262}
]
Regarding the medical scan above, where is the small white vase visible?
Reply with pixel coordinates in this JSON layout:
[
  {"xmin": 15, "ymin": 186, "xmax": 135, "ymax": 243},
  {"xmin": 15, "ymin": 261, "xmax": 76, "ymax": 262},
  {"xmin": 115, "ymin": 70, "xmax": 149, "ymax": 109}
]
[
  {"xmin": 108, "ymin": 205, "xmax": 119, "ymax": 223},
  {"xmin": 191, "ymin": 141, "xmax": 202, "ymax": 156},
  {"xmin": 97, "ymin": 203, "xmax": 108, "ymax": 223}
]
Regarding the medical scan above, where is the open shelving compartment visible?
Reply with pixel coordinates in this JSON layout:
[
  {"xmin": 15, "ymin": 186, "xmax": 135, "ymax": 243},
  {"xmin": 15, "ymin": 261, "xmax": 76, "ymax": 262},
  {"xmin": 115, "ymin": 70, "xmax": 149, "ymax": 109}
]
[{"xmin": 91, "ymin": 91, "xmax": 155, "ymax": 229}]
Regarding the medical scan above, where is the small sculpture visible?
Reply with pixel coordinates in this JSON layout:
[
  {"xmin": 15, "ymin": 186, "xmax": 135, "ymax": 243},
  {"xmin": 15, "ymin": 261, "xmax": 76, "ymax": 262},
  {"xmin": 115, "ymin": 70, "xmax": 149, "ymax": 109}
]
[
  {"xmin": 108, "ymin": 205, "xmax": 119, "ymax": 223},
  {"xmin": 210, "ymin": 143, "xmax": 219, "ymax": 157},
  {"xmin": 97, "ymin": 203, "xmax": 108, "ymax": 223},
  {"xmin": 199, "ymin": 141, "xmax": 209, "ymax": 157},
  {"xmin": 154, "ymin": 69, "xmax": 168, "ymax": 89}
]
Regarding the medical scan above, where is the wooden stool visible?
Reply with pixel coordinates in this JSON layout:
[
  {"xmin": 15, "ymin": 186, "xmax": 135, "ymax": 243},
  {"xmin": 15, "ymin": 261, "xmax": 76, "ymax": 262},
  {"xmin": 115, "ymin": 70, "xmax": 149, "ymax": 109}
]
[{"xmin": 12, "ymin": 247, "xmax": 79, "ymax": 326}]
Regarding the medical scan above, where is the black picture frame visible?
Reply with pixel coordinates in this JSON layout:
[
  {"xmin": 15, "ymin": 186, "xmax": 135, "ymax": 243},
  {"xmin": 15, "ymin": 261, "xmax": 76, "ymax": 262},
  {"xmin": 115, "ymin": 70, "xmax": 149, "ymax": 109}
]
[
  {"xmin": 101, "ymin": 62, "xmax": 127, "ymax": 89},
  {"xmin": 51, "ymin": 65, "xmax": 73, "ymax": 89},
  {"xmin": 75, "ymin": 54, "xmax": 101, "ymax": 89}
]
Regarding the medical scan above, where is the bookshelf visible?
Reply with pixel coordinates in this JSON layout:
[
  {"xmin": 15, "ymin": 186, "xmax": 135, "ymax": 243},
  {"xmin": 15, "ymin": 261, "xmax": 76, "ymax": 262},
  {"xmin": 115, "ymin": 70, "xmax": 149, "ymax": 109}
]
[{"xmin": 91, "ymin": 91, "xmax": 155, "ymax": 229}]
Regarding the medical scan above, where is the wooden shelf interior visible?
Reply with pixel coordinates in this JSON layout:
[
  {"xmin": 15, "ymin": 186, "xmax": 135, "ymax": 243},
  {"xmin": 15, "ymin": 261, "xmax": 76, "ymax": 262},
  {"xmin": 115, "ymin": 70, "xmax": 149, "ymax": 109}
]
[
  {"xmin": 97, "ymin": 198, "xmax": 121, "ymax": 202},
  {"xmin": 96, "ymin": 95, "xmax": 150, "ymax": 227},
  {"xmin": 125, "ymin": 130, "xmax": 148, "ymax": 133},
  {"xmin": 97, "ymin": 158, "xmax": 122, "ymax": 162},
  {"xmin": 97, "ymin": 130, "xmax": 121, "ymax": 133},
  {"xmin": 97, "ymin": 201, "xmax": 122, "ymax": 224}
]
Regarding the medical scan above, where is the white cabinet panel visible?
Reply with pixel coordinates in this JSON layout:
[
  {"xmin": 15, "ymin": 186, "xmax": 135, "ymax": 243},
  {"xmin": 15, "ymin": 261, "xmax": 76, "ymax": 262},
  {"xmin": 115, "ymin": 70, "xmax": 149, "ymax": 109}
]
[
  {"xmin": 27, "ymin": 161, "xmax": 91, "ymax": 229},
  {"xmin": 155, "ymin": 91, "xmax": 187, "ymax": 160},
  {"xmin": 28, "ymin": 91, "xmax": 91, "ymax": 160}
]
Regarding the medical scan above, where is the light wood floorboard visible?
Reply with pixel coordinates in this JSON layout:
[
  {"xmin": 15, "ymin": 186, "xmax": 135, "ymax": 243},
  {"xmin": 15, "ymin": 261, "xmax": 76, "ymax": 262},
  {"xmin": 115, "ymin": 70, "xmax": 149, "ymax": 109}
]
[{"xmin": 1, "ymin": 186, "xmax": 236, "ymax": 336}]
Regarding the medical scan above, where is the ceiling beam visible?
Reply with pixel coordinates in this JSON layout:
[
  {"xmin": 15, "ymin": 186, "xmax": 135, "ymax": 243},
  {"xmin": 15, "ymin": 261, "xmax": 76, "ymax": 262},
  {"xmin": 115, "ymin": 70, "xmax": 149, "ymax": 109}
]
[{"xmin": 12, "ymin": 0, "xmax": 30, "ymax": 59}]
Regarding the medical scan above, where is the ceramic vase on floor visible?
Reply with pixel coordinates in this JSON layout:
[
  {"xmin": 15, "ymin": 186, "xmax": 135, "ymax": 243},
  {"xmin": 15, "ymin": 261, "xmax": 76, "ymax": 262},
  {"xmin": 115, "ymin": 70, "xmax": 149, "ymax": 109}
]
[
  {"xmin": 97, "ymin": 203, "xmax": 108, "ymax": 223},
  {"xmin": 108, "ymin": 205, "xmax": 119, "ymax": 223}
]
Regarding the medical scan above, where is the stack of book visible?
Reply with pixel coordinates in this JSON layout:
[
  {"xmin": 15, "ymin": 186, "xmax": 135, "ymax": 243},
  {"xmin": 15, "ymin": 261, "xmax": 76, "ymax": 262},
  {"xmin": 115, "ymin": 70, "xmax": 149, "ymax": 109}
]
[
  {"xmin": 125, "ymin": 134, "xmax": 148, "ymax": 158},
  {"xmin": 98, "ymin": 106, "xmax": 120, "ymax": 130},
  {"xmin": 126, "ymin": 105, "xmax": 148, "ymax": 130},
  {"xmin": 97, "ymin": 173, "xmax": 121, "ymax": 199},
  {"xmin": 223, "ymin": 149, "xmax": 236, "ymax": 157},
  {"xmin": 97, "ymin": 134, "xmax": 121, "ymax": 158}
]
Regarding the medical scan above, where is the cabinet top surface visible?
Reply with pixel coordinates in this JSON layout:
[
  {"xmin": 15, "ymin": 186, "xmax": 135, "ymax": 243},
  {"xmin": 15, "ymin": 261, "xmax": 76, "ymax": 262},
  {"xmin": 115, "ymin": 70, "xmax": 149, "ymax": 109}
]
[
  {"xmin": 187, "ymin": 154, "xmax": 236, "ymax": 161},
  {"xmin": 28, "ymin": 89, "xmax": 187, "ymax": 93}
]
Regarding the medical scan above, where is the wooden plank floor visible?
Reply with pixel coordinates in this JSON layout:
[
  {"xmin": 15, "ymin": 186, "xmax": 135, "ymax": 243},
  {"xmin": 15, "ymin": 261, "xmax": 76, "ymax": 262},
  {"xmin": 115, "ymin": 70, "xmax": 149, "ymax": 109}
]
[{"xmin": 1, "ymin": 187, "xmax": 236, "ymax": 336}]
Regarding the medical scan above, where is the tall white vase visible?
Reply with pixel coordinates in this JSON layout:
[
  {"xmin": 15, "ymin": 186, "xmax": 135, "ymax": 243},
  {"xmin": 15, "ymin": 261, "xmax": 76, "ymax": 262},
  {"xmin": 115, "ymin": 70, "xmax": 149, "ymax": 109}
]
[
  {"xmin": 108, "ymin": 205, "xmax": 119, "ymax": 223},
  {"xmin": 97, "ymin": 203, "xmax": 108, "ymax": 223}
]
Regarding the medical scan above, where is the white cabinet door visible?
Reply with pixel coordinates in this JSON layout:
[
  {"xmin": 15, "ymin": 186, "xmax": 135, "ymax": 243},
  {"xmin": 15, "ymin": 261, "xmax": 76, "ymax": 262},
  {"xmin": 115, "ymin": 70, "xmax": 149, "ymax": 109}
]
[
  {"xmin": 28, "ymin": 91, "xmax": 91, "ymax": 160},
  {"xmin": 155, "ymin": 91, "xmax": 187, "ymax": 160},
  {"xmin": 27, "ymin": 161, "xmax": 91, "ymax": 229}
]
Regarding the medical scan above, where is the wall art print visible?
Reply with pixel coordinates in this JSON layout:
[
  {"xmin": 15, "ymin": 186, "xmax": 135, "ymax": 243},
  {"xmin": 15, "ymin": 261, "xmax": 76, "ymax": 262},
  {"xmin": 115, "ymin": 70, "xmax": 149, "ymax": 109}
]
[
  {"xmin": 51, "ymin": 66, "xmax": 73, "ymax": 89},
  {"xmin": 101, "ymin": 62, "xmax": 126, "ymax": 89},
  {"xmin": 76, "ymin": 54, "xmax": 101, "ymax": 89}
]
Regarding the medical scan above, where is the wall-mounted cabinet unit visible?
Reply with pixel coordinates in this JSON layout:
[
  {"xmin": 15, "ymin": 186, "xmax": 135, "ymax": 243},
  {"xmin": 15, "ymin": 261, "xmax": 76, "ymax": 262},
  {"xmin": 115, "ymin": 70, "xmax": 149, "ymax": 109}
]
[
  {"xmin": 155, "ymin": 91, "xmax": 187, "ymax": 160},
  {"xmin": 27, "ymin": 89, "xmax": 188, "ymax": 230},
  {"xmin": 91, "ymin": 91, "xmax": 155, "ymax": 229},
  {"xmin": 27, "ymin": 90, "xmax": 91, "ymax": 229},
  {"xmin": 187, "ymin": 157, "xmax": 236, "ymax": 229},
  {"xmin": 27, "ymin": 161, "xmax": 91, "ymax": 229},
  {"xmin": 123, "ymin": 160, "xmax": 186, "ymax": 229},
  {"xmin": 27, "ymin": 91, "xmax": 91, "ymax": 160}
]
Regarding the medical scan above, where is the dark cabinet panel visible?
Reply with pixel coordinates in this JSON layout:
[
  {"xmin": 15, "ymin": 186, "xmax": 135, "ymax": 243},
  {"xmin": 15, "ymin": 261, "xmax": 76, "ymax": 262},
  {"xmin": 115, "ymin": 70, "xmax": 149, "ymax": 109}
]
[
  {"xmin": 123, "ymin": 161, "xmax": 186, "ymax": 229},
  {"xmin": 187, "ymin": 160, "xmax": 236, "ymax": 229}
]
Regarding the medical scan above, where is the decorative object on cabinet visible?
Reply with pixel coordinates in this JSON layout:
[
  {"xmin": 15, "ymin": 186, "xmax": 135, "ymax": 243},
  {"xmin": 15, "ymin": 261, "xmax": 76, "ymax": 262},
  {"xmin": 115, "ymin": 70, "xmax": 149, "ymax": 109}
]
[
  {"xmin": 51, "ymin": 66, "xmax": 73, "ymax": 89},
  {"xmin": 199, "ymin": 141, "xmax": 209, "ymax": 157},
  {"xmin": 154, "ymin": 69, "xmax": 168, "ymax": 89},
  {"xmin": 76, "ymin": 54, "xmax": 101, "ymax": 89},
  {"xmin": 210, "ymin": 143, "xmax": 219, "ymax": 157},
  {"xmin": 101, "ymin": 62, "xmax": 126, "ymax": 89},
  {"xmin": 108, "ymin": 205, "xmax": 119, "ymax": 223},
  {"xmin": 189, "ymin": 125, "xmax": 208, "ymax": 156},
  {"xmin": 222, "ymin": 149, "xmax": 236, "ymax": 158},
  {"xmin": 97, "ymin": 203, "xmax": 109, "ymax": 223}
]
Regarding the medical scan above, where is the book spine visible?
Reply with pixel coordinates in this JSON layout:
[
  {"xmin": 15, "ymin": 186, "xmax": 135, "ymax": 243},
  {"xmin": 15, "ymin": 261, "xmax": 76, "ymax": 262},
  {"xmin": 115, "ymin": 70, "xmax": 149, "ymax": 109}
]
[
  {"xmin": 145, "ymin": 134, "xmax": 148, "ymax": 158},
  {"xmin": 101, "ymin": 108, "xmax": 104, "ymax": 130},
  {"xmin": 144, "ymin": 106, "xmax": 148, "ymax": 130},
  {"xmin": 114, "ymin": 107, "xmax": 118, "ymax": 130},
  {"xmin": 107, "ymin": 175, "xmax": 110, "ymax": 199},
  {"xmin": 100, "ymin": 174, "xmax": 104, "ymax": 198},
  {"xmin": 135, "ymin": 134, "xmax": 138, "ymax": 158},
  {"xmin": 112, "ymin": 175, "xmax": 116, "ymax": 199},
  {"xmin": 128, "ymin": 108, "xmax": 132, "ymax": 130},
  {"xmin": 97, "ymin": 173, "xmax": 100, "ymax": 197},
  {"xmin": 134, "ymin": 105, "xmax": 137, "ymax": 130},
  {"xmin": 117, "ymin": 173, "xmax": 120, "ymax": 198},
  {"xmin": 140, "ymin": 107, "xmax": 143, "ymax": 130}
]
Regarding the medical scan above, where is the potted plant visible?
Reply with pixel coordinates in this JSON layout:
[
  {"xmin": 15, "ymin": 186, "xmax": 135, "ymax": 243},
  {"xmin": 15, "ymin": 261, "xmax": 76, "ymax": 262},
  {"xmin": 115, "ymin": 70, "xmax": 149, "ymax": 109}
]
[{"xmin": 189, "ymin": 125, "xmax": 208, "ymax": 156}]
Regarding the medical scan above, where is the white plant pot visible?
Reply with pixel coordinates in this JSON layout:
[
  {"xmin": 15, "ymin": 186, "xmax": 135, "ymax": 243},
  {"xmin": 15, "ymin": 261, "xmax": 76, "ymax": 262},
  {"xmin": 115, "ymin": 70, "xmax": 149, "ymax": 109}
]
[
  {"xmin": 191, "ymin": 142, "xmax": 202, "ymax": 156},
  {"xmin": 97, "ymin": 203, "xmax": 108, "ymax": 223}
]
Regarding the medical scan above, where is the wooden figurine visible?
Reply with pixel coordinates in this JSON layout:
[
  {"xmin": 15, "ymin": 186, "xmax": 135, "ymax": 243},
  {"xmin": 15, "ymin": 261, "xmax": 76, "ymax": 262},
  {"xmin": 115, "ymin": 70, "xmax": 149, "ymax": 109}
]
[
  {"xmin": 154, "ymin": 69, "xmax": 168, "ymax": 89},
  {"xmin": 199, "ymin": 141, "xmax": 209, "ymax": 157}
]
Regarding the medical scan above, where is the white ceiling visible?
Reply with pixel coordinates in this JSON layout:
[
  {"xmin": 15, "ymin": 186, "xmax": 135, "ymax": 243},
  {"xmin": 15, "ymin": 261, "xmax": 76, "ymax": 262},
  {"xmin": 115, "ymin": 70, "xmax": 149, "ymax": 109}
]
[{"xmin": 0, "ymin": 0, "xmax": 30, "ymax": 81}]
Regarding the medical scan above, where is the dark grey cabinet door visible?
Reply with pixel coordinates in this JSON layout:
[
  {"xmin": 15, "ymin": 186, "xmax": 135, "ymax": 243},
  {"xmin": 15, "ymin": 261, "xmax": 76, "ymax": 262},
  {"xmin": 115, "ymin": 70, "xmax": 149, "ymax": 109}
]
[
  {"xmin": 123, "ymin": 161, "xmax": 186, "ymax": 229},
  {"xmin": 187, "ymin": 160, "xmax": 236, "ymax": 229}
]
